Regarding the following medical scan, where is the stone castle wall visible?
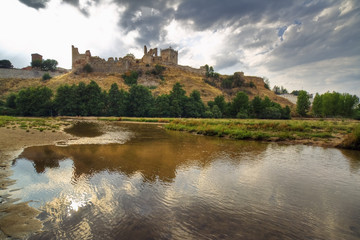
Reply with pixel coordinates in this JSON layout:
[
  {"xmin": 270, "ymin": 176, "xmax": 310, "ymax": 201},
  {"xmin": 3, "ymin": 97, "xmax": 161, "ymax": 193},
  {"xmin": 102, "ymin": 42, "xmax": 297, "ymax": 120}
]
[
  {"xmin": 0, "ymin": 68, "xmax": 63, "ymax": 79},
  {"xmin": 72, "ymin": 45, "xmax": 204, "ymax": 76}
]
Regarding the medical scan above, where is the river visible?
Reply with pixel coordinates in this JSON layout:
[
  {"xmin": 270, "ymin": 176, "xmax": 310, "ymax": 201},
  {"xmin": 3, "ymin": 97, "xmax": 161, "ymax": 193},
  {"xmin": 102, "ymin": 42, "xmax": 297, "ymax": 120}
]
[{"xmin": 7, "ymin": 122, "xmax": 360, "ymax": 239}]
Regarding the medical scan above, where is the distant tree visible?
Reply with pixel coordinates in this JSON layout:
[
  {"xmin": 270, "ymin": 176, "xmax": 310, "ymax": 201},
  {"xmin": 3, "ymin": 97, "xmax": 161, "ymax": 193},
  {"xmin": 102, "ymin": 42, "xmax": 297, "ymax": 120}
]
[
  {"xmin": 107, "ymin": 83, "xmax": 121, "ymax": 116},
  {"xmin": 16, "ymin": 86, "xmax": 53, "ymax": 116},
  {"xmin": 232, "ymin": 72, "xmax": 245, "ymax": 87},
  {"xmin": 221, "ymin": 78, "xmax": 233, "ymax": 89},
  {"xmin": 280, "ymin": 86, "xmax": 288, "ymax": 94},
  {"xmin": 86, "ymin": 81, "xmax": 104, "ymax": 116},
  {"xmin": 273, "ymin": 85, "xmax": 281, "ymax": 94},
  {"xmin": 184, "ymin": 90, "xmax": 206, "ymax": 118},
  {"xmin": 42, "ymin": 73, "xmax": 51, "ymax": 81},
  {"xmin": 169, "ymin": 82, "xmax": 187, "ymax": 117},
  {"xmin": 127, "ymin": 85, "xmax": 154, "ymax": 117},
  {"xmin": 230, "ymin": 91, "xmax": 249, "ymax": 118},
  {"xmin": 5, "ymin": 93, "xmax": 17, "ymax": 109},
  {"xmin": 296, "ymin": 90, "xmax": 310, "ymax": 117},
  {"xmin": 312, "ymin": 93, "xmax": 322, "ymax": 117},
  {"xmin": 251, "ymin": 96, "xmax": 263, "ymax": 118},
  {"xmin": 122, "ymin": 71, "xmax": 139, "ymax": 86},
  {"xmin": 75, "ymin": 82, "xmax": 89, "ymax": 116},
  {"xmin": 41, "ymin": 59, "xmax": 58, "ymax": 71},
  {"xmin": 204, "ymin": 64, "xmax": 210, "ymax": 77},
  {"xmin": 211, "ymin": 105, "xmax": 222, "ymax": 118},
  {"xmin": 0, "ymin": 60, "xmax": 13, "ymax": 68},
  {"xmin": 54, "ymin": 84, "xmax": 77, "ymax": 116},
  {"xmin": 281, "ymin": 105, "xmax": 291, "ymax": 119},
  {"xmin": 342, "ymin": 93, "xmax": 359, "ymax": 117},
  {"xmin": 153, "ymin": 94, "xmax": 171, "ymax": 117},
  {"xmin": 263, "ymin": 77, "xmax": 270, "ymax": 90},
  {"xmin": 214, "ymin": 95, "xmax": 226, "ymax": 115},
  {"xmin": 31, "ymin": 60, "xmax": 42, "ymax": 69},
  {"xmin": 291, "ymin": 90, "xmax": 300, "ymax": 96},
  {"xmin": 152, "ymin": 64, "xmax": 166, "ymax": 75}
]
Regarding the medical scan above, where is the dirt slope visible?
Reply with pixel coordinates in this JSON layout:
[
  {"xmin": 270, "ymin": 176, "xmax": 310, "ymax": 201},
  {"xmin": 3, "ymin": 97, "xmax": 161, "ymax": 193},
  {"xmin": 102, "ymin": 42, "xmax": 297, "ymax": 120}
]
[{"xmin": 0, "ymin": 67, "xmax": 293, "ymax": 106}]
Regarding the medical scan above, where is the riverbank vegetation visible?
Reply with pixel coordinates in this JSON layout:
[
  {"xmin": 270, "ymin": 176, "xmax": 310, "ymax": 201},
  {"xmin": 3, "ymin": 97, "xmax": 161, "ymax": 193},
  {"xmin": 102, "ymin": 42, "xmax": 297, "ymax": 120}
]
[
  {"xmin": 0, "ymin": 115, "xmax": 68, "ymax": 132},
  {"xmin": 1, "ymin": 81, "xmax": 290, "ymax": 119},
  {"xmin": 164, "ymin": 118, "xmax": 359, "ymax": 149}
]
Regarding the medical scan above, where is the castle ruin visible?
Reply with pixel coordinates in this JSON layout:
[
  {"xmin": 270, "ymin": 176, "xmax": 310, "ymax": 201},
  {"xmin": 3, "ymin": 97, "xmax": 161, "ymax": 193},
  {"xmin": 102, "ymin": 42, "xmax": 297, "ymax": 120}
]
[{"xmin": 71, "ymin": 45, "xmax": 206, "ymax": 75}]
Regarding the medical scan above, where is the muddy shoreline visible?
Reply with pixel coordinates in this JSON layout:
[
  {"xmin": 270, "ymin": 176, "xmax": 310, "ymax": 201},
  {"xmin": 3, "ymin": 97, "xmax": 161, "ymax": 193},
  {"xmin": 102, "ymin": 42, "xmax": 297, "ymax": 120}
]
[{"xmin": 0, "ymin": 125, "xmax": 73, "ymax": 239}]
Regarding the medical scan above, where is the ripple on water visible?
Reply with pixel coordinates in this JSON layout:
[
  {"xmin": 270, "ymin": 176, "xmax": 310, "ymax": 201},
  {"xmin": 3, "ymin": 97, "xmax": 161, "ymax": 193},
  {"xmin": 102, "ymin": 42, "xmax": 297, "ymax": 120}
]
[{"xmin": 5, "ymin": 123, "xmax": 360, "ymax": 240}]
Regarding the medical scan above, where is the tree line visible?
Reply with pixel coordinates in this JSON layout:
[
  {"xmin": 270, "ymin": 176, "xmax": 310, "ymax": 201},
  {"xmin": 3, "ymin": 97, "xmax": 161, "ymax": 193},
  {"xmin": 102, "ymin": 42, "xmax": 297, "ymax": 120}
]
[
  {"xmin": 1, "ymin": 81, "xmax": 291, "ymax": 119},
  {"xmin": 295, "ymin": 90, "xmax": 359, "ymax": 118}
]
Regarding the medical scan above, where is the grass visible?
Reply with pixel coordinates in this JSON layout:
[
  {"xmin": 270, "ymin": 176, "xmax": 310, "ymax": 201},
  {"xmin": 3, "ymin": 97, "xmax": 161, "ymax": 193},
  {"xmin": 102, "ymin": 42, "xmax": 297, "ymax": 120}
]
[
  {"xmin": 164, "ymin": 118, "xmax": 359, "ymax": 147},
  {"xmin": 0, "ymin": 115, "xmax": 67, "ymax": 132},
  {"xmin": 98, "ymin": 117, "xmax": 174, "ymax": 123}
]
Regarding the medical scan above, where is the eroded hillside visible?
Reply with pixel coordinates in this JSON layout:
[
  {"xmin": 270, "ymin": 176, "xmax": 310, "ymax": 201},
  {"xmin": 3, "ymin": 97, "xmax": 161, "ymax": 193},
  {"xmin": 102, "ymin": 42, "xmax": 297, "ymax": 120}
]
[{"xmin": 0, "ymin": 66, "xmax": 293, "ymax": 107}]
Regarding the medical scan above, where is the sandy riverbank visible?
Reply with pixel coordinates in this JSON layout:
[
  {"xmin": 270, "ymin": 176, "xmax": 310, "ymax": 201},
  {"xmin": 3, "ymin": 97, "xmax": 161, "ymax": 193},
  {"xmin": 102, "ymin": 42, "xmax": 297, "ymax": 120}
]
[{"xmin": 0, "ymin": 124, "xmax": 72, "ymax": 239}]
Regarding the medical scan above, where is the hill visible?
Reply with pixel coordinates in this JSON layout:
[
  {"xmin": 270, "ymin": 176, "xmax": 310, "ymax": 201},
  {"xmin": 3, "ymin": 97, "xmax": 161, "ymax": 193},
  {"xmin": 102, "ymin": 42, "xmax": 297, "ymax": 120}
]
[{"xmin": 0, "ymin": 66, "xmax": 293, "ymax": 107}]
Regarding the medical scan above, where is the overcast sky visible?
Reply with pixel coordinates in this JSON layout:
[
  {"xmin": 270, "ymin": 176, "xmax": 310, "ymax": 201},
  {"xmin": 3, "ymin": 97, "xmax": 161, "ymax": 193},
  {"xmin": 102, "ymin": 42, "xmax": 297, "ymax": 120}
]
[{"xmin": 0, "ymin": 0, "xmax": 359, "ymax": 96}]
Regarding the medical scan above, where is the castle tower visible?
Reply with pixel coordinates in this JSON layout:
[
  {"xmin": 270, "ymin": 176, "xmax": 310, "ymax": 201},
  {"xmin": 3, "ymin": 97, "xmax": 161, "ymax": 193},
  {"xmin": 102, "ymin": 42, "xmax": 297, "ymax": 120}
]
[
  {"xmin": 160, "ymin": 47, "xmax": 178, "ymax": 65},
  {"xmin": 31, "ymin": 53, "xmax": 42, "ymax": 63}
]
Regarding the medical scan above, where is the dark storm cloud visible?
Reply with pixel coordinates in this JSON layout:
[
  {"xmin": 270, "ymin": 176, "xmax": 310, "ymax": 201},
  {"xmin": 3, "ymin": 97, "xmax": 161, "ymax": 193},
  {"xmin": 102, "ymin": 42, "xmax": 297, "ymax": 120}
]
[
  {"xmin": 267, "ymin": 2, "xmax": 360, "ymax": 71},
  {"xmin": 112, "ymin": 0, "xmax": 178, "ymax": 46},
  {"xmin": 19, "ymin": 0, "xmax": 99, "ymax": 15},
  {"xmin": 19, "ymin": 0, "xmax": 50, "ymax": 9}
]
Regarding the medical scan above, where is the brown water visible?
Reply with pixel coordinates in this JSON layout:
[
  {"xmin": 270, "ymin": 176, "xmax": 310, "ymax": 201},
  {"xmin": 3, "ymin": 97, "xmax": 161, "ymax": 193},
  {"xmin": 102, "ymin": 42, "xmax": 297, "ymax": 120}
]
[{"xmin": 8, "ymin": 123, "xmax": 360, "ymax": 240}]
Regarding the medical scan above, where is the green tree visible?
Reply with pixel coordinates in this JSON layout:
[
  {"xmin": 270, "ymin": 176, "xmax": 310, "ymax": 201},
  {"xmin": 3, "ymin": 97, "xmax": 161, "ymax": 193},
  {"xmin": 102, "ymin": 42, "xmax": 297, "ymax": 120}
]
[
  {"xmin": 123, "ymin": 71, "xmax": 139, "ymax": 86},
  {"xmin": 153, "ymin": 94, "xmax": 171, "ymax": 117},
  {"xmin": 42, "ymin": 73, "xmax": 52, "ymax": 81},
  {"xmin": 31, "ymin": 60, "xmax": 42, "ymax": 69},
  {"xmin": 263, "ymin": 77, "xmax": 270, "ymax": 90},
  {"xmin": 230, "ymin": 91, "xmax": 249, "ymax": 118},
  {"xmin": 312, "ymin": 93, "xmax": 322, "ymax": 117},
  {"xmin": 5, "ymin": 93, "xmax": 17, "ymax": 109},
  {"xmin": 86, "ymin": 81, "xmax": 104, "ymax": 116},
  {"xmin": 251, "ymin": 96, "xmax": 263, "ymax": 118},
  {"xmin": 214, "ymin": 95, "xmax": 226, "ymax": 115},
  {"xmin": 108, "ymin": 83, "xmax": 121, "ymax": 116},
  {"xmin": 184, "ymin": 90, "xmax": 205, "ymax": 118},
  {"xmin": 0, "ymin": 60, "xmax": 13, "ymax": 68},
  {"xmin": 74, "ymin": 82, "xmax": 89, "ymax": 116},
  {"xmin": 342, "ymin": 93, "xmax": 359, "ymax": 117},
  {"xmin": 296, "ymin": 90, "xmax": 310, "ymax": 117},
  {"xmin": 54, "ymin": 84, "xmax": 77, "ymax": 116},
  {"xmin": 169, "ymin": 82, "xmax": 187, "ymax": 117},
  {"xmin": 281, "ymin": 106, "xmax": 291, "ymax": 119},
  {"xmin": 127, "ymin": 85, "xmax": 154, "ymax": 117},
  {"xmin": 16, "ymin": 86, "xmax": 53, "ymax": 116},
  {"xmin": 41, "ymin": 59, "xmax": 58, "ymax": 71},
  {"xmin": 211, "ymin": 105, "xmax": 222, "ymax": 118}
]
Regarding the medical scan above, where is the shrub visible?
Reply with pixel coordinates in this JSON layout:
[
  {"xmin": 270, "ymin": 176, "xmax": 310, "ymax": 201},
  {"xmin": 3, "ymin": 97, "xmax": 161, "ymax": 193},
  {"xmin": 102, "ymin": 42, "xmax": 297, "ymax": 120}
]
[
  {"xmin": 0, "ymin": 59, "xmax": 13, "ymax": 68},
  {"xmin": 42, "ymin": 73, "xmax": 52, "ymax": 81},
  {"xmin": 122, "ymin": 71, "xmax": 139, "ymax": 86}
]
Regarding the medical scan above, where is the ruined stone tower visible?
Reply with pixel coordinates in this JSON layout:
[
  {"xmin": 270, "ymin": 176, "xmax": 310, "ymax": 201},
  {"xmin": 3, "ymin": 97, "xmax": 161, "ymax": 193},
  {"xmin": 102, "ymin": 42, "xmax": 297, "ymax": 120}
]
[
  {"xmin": 160, "ymin": 47, "xmax": 178, "ymax": 65},
  {"xmin": 31, "ymin": 53, "xmax": 42, "ymax": 62}
]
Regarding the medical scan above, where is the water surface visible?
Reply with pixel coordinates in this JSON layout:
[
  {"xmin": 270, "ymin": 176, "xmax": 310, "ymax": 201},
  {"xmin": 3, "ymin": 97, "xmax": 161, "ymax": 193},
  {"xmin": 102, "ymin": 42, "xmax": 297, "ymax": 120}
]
[{"xmin": 8, "ymin": 123, "xmax": 360, "ymax": 240}]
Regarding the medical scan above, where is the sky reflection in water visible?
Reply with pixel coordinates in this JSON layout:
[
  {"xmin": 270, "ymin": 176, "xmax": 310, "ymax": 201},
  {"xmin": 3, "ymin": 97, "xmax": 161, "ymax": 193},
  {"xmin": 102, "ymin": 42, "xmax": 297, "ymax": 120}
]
[{"xmin": 8, "ymin": 123, "xmax": 360, "ymax": 240}]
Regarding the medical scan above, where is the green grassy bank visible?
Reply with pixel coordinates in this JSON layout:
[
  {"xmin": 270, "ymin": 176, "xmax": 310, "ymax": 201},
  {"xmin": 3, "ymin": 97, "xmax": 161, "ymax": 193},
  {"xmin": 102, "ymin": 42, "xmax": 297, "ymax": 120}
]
[
  {"xmin": 0, "ymin": 116, "xmax": 69, "ymax": 132},
  {"xmin": 164, "ymin": 118, "xmax": 359, "ymax": 149}
]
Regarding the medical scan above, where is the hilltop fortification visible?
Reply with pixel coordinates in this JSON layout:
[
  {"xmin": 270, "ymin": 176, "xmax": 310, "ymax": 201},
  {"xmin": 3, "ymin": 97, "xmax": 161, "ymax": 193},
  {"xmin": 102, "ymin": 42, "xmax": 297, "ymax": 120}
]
[{"xmin": 72, "ymin": 45, "xmax": 204, "ymax": 75}]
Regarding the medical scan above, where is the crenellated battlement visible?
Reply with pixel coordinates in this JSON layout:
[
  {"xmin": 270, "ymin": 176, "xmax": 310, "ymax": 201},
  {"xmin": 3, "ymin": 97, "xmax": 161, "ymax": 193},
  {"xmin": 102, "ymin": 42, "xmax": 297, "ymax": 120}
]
[{"xmin": 71, "ymin": 45, "xmax": 206, "ymax": 76}]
